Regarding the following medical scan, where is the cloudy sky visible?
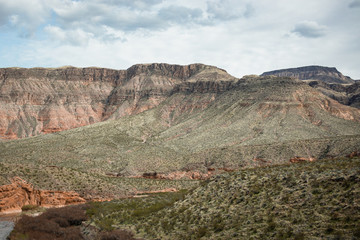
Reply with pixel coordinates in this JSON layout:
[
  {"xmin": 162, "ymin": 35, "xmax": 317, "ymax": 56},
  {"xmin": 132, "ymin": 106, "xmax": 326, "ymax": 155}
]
[{"xmin": 0, "ymin": 0, "xmax": 359, "ymax": 79}]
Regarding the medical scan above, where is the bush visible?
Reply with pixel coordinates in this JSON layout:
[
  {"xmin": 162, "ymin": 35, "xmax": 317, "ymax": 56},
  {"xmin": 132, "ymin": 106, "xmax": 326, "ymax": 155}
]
[
  {"xmin": 100, "ymin": 229, "xmax": 139, "ymax": 240},
  {"xmin": 9, "ymin": 205, "xmax": 88, "ymax": 240},
  {"xmin": 21, "ymin": 204, "xmax": 38, "ymax": 211}
]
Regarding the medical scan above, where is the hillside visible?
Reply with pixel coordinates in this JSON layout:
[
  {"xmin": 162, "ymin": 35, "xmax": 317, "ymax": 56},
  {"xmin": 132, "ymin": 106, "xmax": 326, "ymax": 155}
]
[
  {"xmin": 79, "ymin": 157, "xmax": 360, "ymax": 239},
  {"xmin": 9, "ymin": 157, "xmax": 360, "ymax": 239},
  {"xmin": 1, "ymin": 74, "xmax": 360, "ymax": 197}
]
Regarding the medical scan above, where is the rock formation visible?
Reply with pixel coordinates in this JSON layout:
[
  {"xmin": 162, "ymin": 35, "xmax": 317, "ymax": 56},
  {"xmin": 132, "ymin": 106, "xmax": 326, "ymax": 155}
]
[
  {"xmin": 289, "ymin": 156, "xmax": 316, "ymax": 163},
  {"xmin": 2, "ymin": 64, "xmax": 358, "ymax": 140},
  {"xmin": 0, "ymin": 64, "xmax": 236, "ymax": 139},
  {"xmin": 262, "ymin": 66, "xmax": 360, "ymax": 109},
  {"xmin": 0, "ymin": 177, "xmax": 85, "ymax": 213},
  {"xmin": 1, "ymin": 74, "xmax": 360, "ymax": 179},
  {"xmin": 307, "ymin": 80, "xmax": 360, "ymax": 109},
  {"xmin": 138, "ymin": 170, "xmax": 214, "ymax": 180},
  {"xmin": 261, "ymin": 65, "xmax": 355, "ymax": 84}
]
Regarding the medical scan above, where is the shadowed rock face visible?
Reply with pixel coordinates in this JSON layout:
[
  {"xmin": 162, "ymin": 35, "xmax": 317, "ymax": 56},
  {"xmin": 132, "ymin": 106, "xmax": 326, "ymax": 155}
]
[
  {"xmin": 261, "ymin": 65, "xmax": 355, "ymax": 84},
  {"xmin": 0, "ymin": 177, "xmax": 85, "ymax": 213},
  {"xmin": 0, "ymin": 64, "xmax": 235, "ymax": 139},
  {"xmin": 262, "ymin": 66, "xmax": 360, "ymax": 109},
  {"xmin": 307, "ymin": 80, "xmax": 360, "ymax": 109}
]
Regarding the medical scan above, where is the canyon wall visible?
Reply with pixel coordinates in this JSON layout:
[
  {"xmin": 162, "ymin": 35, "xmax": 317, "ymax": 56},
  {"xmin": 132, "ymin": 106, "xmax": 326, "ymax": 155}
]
[{"xmin": 0, "ymin": 64, "xmax": 236, "ymax": 139}]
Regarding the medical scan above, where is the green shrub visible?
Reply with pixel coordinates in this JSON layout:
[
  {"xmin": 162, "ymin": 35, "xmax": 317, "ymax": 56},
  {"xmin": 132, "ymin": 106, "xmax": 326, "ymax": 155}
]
[{"xmin": 21, "ymin": 204, "xmax": 38, "ymax": 211}]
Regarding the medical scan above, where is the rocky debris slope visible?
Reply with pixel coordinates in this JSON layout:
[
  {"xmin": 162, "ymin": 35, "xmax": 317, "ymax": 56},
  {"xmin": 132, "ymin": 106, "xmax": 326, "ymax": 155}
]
[
  {"xmin": 261, "ymin": 65, "xmax": 355, "ymax": 84},
  {"xmin": 0, "ymin": 64, "xmax": 236, "ymax": 139},
  {"xmin": 0, "ymin": 177, "xmax": 85, "ymax": 213}
]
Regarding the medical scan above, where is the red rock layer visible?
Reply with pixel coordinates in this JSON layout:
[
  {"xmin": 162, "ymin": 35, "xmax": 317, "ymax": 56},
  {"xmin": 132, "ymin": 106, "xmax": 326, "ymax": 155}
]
[
  {"xmin": 0, "ymin": 177, "xmax": 85, "ymax": 213},
  {"xmin": 290, "ymin": 156, "xmax": 316, "ymax": 163}
]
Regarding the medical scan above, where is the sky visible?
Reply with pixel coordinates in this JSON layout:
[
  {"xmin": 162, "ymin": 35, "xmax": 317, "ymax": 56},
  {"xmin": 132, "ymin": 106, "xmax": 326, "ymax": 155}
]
[{"xmin": 0, "ymin": 0, "xmax": 359, "ymax": 79}]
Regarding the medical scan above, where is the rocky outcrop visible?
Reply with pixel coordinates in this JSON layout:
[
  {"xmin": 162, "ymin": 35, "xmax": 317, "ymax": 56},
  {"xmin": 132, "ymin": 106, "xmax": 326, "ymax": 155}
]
[
  {"xmin": 134, "ymin": 168, "xmax": 236, "ymax": 180},
  {"xmin": 262, "ymin": 66, "xmax": 360, "ymax": 109},
  {"xmin": 261, "ymin": 66, "xmax": 355, "ymax": 84},
  {"xmin": 290, "ymin": 156, "xmax": 316, "ymax": 163},
  {"xmin": 0, "ymin": 177, "xmax": 85, "ymax": 213},
  {"xmin": 347, "ymin": 151, "xmax": 360, "ymax": 158},
  {"xmin": 307, "ymin": 80, "xmax": 360, "ymax": 109},
  {"xmin": 171, "ymin": 80, "xmax": 235, "ymax": 94},
  {"xmin": 0, "ymin": 64, "xmax": 236, "ymax": 139},
  {"xmin": 133, "ymin": 171, "xmax": 211, "ymax": 180}
]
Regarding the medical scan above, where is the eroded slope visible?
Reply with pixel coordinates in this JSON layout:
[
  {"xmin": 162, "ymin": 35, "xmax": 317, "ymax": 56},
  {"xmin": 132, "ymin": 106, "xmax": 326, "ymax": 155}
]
[
  {"xmin": 1, "ymin": 76, "xmax": 359, "ymax": 182},
  {"xmin": 0, "ymin": 64, "xmax": 234, "ymax": 139}
]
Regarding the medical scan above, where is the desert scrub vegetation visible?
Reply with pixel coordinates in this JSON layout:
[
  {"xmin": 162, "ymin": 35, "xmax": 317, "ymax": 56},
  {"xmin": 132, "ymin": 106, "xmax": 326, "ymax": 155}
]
[
  {"xmin": 9, "ymin": 204, "xmax": 143, "ymax": 240},
  {"xmin": 0, "ymin": 162, "xmax": 199, "ymax": 199},
  {"xmin": 86, "ymin": 157, "xmax": 360, "ymax": 239},
  {"xmin": 21, "ymin": 205, "xmax": 44, "ymax": 213},
  {"xmin": 86, "ymin": 190, "xmax": 190, "ymax": 233},
  {"xmin": 9, "ymin": 205, "xmax": 88, "ymax": 240}
]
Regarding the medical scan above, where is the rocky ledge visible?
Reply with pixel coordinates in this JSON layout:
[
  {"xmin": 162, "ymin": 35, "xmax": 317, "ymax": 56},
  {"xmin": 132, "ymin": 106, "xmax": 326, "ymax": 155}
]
[{"xmin": 0, "ymin": 177, "xmax": 85, "ymax": 213}]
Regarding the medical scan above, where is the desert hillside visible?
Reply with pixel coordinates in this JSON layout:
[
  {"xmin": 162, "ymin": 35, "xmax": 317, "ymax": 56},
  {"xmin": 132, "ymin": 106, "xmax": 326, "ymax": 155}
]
[{"xmin": 1, "ymin": 65, "xmax": 360, "ymax": 198}]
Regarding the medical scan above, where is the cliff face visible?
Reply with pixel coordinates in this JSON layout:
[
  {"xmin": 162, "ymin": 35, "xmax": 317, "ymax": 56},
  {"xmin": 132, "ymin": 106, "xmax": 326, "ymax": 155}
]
[
  {"xmin": 261, "ymin": 66, "xmax": 360, "ymax": 109},
  {"xmin": 261, "ymin": 66, "xmax": 355, "ymax": 84},
  {"xmin": 308, "ymin": 80, "xmax": 360, "ymax": 109},
  {"xmin": 1, "ymin": 64, "xmax": 358, "ymax": 140},
  {"xmin": 0, "ymin": 67, "xmax": 121, "ymax": 139},
  {"xmin": 0, "ymin": 177, "xmax": 85, "ymax": 213},
  {"xmin": 0, "ymin": 64, "xmax": 236, "ymax": 139}
]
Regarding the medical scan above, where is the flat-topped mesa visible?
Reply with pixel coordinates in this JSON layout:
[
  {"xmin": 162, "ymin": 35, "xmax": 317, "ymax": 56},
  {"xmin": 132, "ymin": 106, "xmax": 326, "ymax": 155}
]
[
  {"xmin": 0, "ymin": 63, "xmax": 239, "ymax": 139},
  {"xmin": 126, "ymin": 63, "xmax": 211, "ymax": 80},
  {"xmin": 0, "ymin": 67, "xmax": 126, "ymax": 85},
  {"xmin": 261, "ymin": 65, "xmax": 355, "ymax": 84}
]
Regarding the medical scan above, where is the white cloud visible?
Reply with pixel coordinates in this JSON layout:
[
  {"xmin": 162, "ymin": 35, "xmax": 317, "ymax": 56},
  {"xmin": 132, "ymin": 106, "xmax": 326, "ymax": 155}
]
[
  {"xmin": 0, "ymin": 0, "xmax": 360, "ymax": 79},
  {"xmin": 291, "ymin": 21, "xmax": 327, "ymax": 38},
  {"xmin": 44, "ymin": 25, "xmax": 94, "ymax": 45},
  {"xmin": 0, "ymin": 0, "xmax": 51, "ymax": 36},
  {"xmin": 349, "ymin": 0, "xmax": 360, "ymax": 8},
  {"xmin": 206, "ymin": 0, "xmax": 254, "ymax": 20},
  {"xmin": 158, "ymin": 5, "xmax": 203, "ymax": 24},
  {"xmin": 100, "ymin": 0, "xmax": 163, "ymax": 9}
]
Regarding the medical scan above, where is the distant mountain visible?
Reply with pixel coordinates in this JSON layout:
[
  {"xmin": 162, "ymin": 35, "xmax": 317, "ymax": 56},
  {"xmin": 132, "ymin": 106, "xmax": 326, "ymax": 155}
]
[
  {"xmin": 1, "ymin": 73, "xmax": 360, "ymax": 185},
  {"xmin": 0, "ymin": 64, "xmax": 235, "ymax": 139},
  {"xmin": 261, "ymin": 65, "xmax": 355, "ymax": 84},
  {"xmin": 262, "ymin": 66, "xmax": 360, "ymax": 109}
]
